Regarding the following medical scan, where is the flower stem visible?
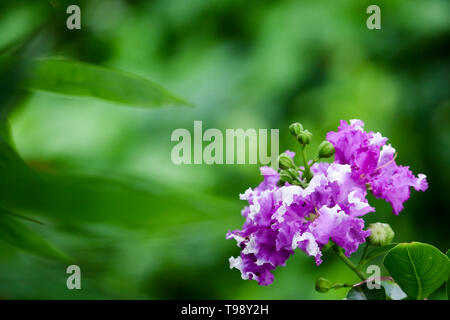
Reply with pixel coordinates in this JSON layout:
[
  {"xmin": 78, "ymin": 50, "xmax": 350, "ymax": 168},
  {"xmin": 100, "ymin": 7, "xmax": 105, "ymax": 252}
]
[
  {"xmin": 301, "ymin": 145, "xmax": 313, "ymax": 183},
  {"xmin": 332, "ymin": 244, "xmax": 366, "ymax": 281},
  {"xmin": 332, "ymin": 283, "xmax": 354, "ymax": 289},
  {"xmin": 357, "ymin": 242, "xmax": 370, "ymax": 270}
]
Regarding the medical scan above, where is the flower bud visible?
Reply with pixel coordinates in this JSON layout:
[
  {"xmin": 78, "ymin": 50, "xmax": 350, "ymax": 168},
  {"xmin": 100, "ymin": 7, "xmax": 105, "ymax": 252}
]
[
  {"xmin": 315, "ymin": 277, "xmax": 333, "ymax": 293},
  {"xmin": 318, "ymin": 141, "xmax": 335, "ymax": 158},
  {"xmin": 278, "ymin": 153, "xmax": 296, "ymax": 170},
  {"xmin": 289, "ymin": 122, "xmax": 303, "ymax": 137},
  {"xmin": 367, "ymin": 223, "xmax": 395, "ymax": 246},
  {"xmin": 287, "ymin": 168, "xmax": 299, "ymax": 179},
  {"xmin": 297, "ymin": 130, "xmax": 312, "ymax": 145},
  {"xmin": 278, "ymin": 170, "xmax": 294, "ymax": 185}
]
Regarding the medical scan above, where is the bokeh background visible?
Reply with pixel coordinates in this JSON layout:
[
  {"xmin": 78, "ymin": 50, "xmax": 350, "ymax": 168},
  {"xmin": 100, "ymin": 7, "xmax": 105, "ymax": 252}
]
[{"xmin": 0, "ymin": 0, "xmax": 449, "ymax": 299}]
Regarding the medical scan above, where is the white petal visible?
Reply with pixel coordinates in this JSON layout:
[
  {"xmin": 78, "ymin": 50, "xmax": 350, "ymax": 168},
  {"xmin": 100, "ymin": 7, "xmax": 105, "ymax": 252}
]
[
  {"xmin": 348, "ymin": 190, "xmax": 370, "ymax": 211},
  {"xmin": 292, "ymin": 232, "xmax": 321, "ymax": 258},
  {"xmin": 239, "ymin": 188, "xmax": 253, "ymax": 200},
  {"xmin": 271, "ymin": 205, "xmax": 287, "ymax": 223},
  {"xmin": 242, "ymin": 235, "xmax": 258, "ymax": 255},
  {"xmin": 327, "ymin": 163, "xmax": 351, "ymax": 183}
]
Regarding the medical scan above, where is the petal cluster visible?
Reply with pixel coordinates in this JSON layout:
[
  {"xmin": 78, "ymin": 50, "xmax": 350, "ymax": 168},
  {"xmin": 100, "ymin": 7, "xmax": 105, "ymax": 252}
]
[
  {"xmin": 227, "ymin": 119, "xmax": 428, "ymax": 285},
  {"xmin": 326, "ymin": 120, "xmax": 428, "ymax": 214}
]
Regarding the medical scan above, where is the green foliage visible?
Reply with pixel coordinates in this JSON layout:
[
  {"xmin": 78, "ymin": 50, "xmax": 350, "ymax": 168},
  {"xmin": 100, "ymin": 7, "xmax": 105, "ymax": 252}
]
[
  {"xmin": 447, "ymin": 250, "xmax": 450, "ymax": 300},
  {"xmin": 8, "ymin": 57, "xmax": 191, "ymax": 108},
  {"xmin": 359, "ymin": 243, "xmax": 397, "ymax": 266},
  {"xmin": 381, "ymin": 280, "xmax": 407, "ymax": 300},
  {"xmin": 384, "ymin": 242, "xmax": 450, "ymax": 300},
  {"xmin": 0, "ymin": 208, "xmax": 67, "ymax": 261},
  {"xmin": 346, "ymin": 283, "xmax": 386, "ymax": 300}
]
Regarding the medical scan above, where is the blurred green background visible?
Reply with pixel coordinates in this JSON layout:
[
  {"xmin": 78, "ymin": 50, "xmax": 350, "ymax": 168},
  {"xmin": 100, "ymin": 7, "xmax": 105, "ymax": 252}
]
[{"xmin": 0, "ymin": 0, "xmax": 448, "ymax": 299}]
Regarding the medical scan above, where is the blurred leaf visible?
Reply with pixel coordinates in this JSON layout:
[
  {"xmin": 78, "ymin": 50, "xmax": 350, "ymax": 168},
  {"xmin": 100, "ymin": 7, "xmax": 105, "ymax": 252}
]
[
  {"xmin": 346, "ymin": 283, "xmax": 386, "ymax": 300},
  {"xmin": 0, "ymin": 56, "xmax": 191, "ymax": 108},
  {"xmin": 0, "ymin": 207, "xmax": 43, "ymax": 225},
  {"xmin": 384, "ymin": 242, "xmax": 450, "ymax": 300},
  {"xmin": 3, "ymin": 166, "xmax": 241, "ymax": 232},
  {"xmin": 360, "ymin": 243, "xmax": 398, "ymax": 266},
  {"xmin": 0, "ymin": 4, "xmax": 47, "ymax": 52},
  {"xmin": 0, "ymin": 134, "xmax": 44, "ymax": 212},
  {"xmin": 23, "ymin": 58, "xmax": 191, "ymax": 108},
  {"xmin": 0, "ymin": 208, "xmax": 68, "ymax": 261}
]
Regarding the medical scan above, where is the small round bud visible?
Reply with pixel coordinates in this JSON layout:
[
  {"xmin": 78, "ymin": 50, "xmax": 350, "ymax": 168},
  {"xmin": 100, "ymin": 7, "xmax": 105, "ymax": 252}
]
[
  {"xmin": 315, "ymin": 277, "xmax": 333, "ymax": 293},
  {"xmin": 289, "ymin": 122, "xmax": 303, "ymax": 137},
  {"xmin": 318, "ymin": 141, "xmax": 335, "ymax": 158},
  {"xmin": 297, "ymin": 130, "xmax": 312, "ymax": 145},
  {"xmin": 367, "ymin": 223, "xmax": 395, "ymax": 247},
  {"xmin": 278, "ymin": 153, "xmax": 296, "ymax": 170}
]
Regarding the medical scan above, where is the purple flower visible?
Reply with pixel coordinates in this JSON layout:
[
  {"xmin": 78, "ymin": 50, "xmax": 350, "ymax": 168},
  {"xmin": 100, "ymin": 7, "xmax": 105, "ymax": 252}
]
[
  {"xmin": 228, "ymin": 120, "xmax": 428, "ymax": 285},
  {"xmin": 369, "ymin": 145, "xmax": 428, "ymax": 214},
  {"xmin": 307, "ymin": 205, "xmax": 370, "ymax": 256},
  {"xmin": 228, "ymin": 161, "xmax": 372, "ymax": 285},
  {"xmin": 326, "ymin": 119, "xmax": 428, "ymax": 214}
]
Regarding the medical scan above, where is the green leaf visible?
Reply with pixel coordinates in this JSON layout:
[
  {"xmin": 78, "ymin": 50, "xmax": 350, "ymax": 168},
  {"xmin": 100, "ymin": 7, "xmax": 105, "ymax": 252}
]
[
  {"xmin": 384, "ymin": 242, "xmax": 450, "ymax": 300},
  {"xmin": 361, "ymin": 243, "xmax": 397, "ymax": 266},
  {"xmin": 0, "ymin": 134, "xmax": 44, "ymax": 212},
  {"xmin": 381, "ymin": 280, "xmax": 407, "ymax": 300},
  {"xmin": 0, "ymin": 208, "xmax": 68, "ymax": 261},
  {"xmin": 1, "ymin": 56, "xmax": 191, "ymax": 108},
  {"xmin": 447, "ymin": 250, "xmax": 450, "ymax": 300},
  {"xmin": 346, "ymin": 283, "xmax": 386, "ymax": 300}
]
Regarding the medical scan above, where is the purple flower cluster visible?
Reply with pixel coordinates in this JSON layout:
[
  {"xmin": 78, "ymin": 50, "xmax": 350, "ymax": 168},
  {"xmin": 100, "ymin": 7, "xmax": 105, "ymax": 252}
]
[{"xmin": 227, "ymin": 120, "xmax": 428, "ymax": 285}]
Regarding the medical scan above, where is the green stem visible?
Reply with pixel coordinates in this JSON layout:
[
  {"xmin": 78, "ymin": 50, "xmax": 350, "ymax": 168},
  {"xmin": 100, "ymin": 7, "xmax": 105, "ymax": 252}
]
[
  {"xmin": 357, "ymin": 242, "xmax": 370, "ymax": 270},
  {"xmin": 301, "ymin": 145, "xmax": 313, "ymax": 183},
  {"xmin": 331, "ymin": 283, "xmax": 354, "ymax": 290},
  {"xmin": 332, "ymin": 244, "xmax": 366, "ymax": 281}
]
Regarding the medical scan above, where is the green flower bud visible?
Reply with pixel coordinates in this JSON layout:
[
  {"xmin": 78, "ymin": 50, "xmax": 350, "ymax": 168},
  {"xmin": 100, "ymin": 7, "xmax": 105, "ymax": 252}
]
[
  {"xmin": 315, "ymin": 277, "xmax": 333, "ymax": 293},
  {"xmin": 289, "ymin": 122, "xmax": 303, "ymax": 137},
  {"xmin": 318, "ymin": 141, "xmax": 335, "ymax": 159},
  {"xmin": 297, "ymin": 130, "xmax": 312, "ymax": 145},
  {"xmin": 367, "ymin": 223, "xmax": 395, "ymax": 247},
  {"xmin": 287, "ymin": 168, "xmax": 299, "ymax": 179},
  {"xmin": 278, "ymin": 170, "xmax": 294, "ymax": 185},
  {"xmin": 278, "ymin": 153, "xmax": 296, "ymax": 170}
]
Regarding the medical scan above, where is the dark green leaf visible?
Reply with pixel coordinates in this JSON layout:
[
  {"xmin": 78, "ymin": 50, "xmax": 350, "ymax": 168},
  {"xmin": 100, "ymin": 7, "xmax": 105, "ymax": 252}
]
[
  {"xmin": 447, "ymin": 250, "xmax": 450, "ymax": 300},
  {"xmin": 361, "ymin": 243, "xmax": 397, "ymax": 265},
  {"xmin": 0, "ymin": 135, "xmax": 44, "ymax": 212},
  {"xmin": 346, "ymin": 283, "xmax": 386, "ymax": 300},
  {"xmin": 0, "ymin": 208, "xmax": 68, "ymax": 261},
  {"xmin": 384, "ymin": 242, "xmax": 450, "ymax": 300}
]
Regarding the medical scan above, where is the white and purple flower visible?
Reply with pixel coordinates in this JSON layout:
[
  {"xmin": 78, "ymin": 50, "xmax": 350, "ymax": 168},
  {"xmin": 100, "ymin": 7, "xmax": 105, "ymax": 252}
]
[{"xmin": 227, "ymin": 119, "xmax": 428, "ymax": 285}]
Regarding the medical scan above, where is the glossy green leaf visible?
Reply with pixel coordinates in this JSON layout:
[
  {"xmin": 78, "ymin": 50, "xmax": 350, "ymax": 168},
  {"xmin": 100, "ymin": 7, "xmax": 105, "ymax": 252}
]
[
  {"xmin": 384, "ymin": 242, "xmax": 450, "ymax": 300},
  {"xmin": 0, "ymin": 208, "xmax": 68, "ymax": 261},
  {"xmin": 381, "ymin": 280, "xmax": 407, "ymax": 300},
  {"xmin": 346, "ymin": 283, "xmax": 386, "ymax": 300}
]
